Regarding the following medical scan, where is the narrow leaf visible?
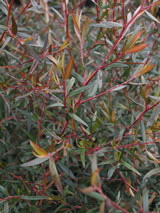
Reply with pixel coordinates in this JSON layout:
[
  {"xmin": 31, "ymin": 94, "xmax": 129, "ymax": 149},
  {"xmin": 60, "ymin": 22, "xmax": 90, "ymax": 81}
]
[
  {"xmin": 69, "ymin": 113, "xmax": 88, "ymax": 127},
  {"xmin": 21, "ymin": 156, "xmax": 49, "ymax": 167},
  {"xmin": 140, "ymin": 120, "xmax": 146, "ymax": 142},
  {"xmin": 91, "ymin": 168, "xmax": 101, "ymax": 186},
  {"xmin": 64, "ymin": 56, "xmax": 74, "ymax": 80},
  {"xmin": 82, "ymin": 16, "xmax": 90, "ymax": 42},
  {"xmin": 4, "ymin": 201, "xmax": 9, "ymax": 213},
  {"xmin": 90, "ymin": 153, "xmax": 101, "ymax": 186},
  {"xmin": 143, "ymin": 168, "xmax": 160, "ymax": 181},
  {"xmin": 47, "ymin": 103, "xmax": 64, "ymax": 108},
  {"xmin": 68, "ymin": 85, "xmax": 90, "ymax": 97},
  {"xmin": 125, "ymin": 43, "xmax": 149, "ymax": 54},
  {"xmin": 72, "ymin": 12, "xmax": 80, "ymax": 38},
  {"xmin": 142, "ymin": 187, "xmax": 149, "ymax": 213},
  {"xmin": 90, "ymin": 21, "xmax": 122, "ymax": 28},
  {"xmin": 80, "ymin": 148, "xmax": 86, "ymax": 168},
  {"xmin": 107, "ymin": 167, "xmax": 116, "ymax": 179},
  {"xmin": 112, "ymin": 85, "xmax": 127, "ymax": 91},
  {"xmin": 99, "ymin": 159, "xmax": 116, "ymax": 165},
  {"xmin": 100, "ymin": 201, "xmax": 105, "ymax": 213},
  {"xmin": 23, "ymin": 44, "xmax": 40, "ymax": 62},
  {"xmin": 121, "ymin": 160, "xmax": 141, "ymax": 175},
  {"xmin": 123, "ymin": 26, "xmax": 142, "ymax": 52},
  {"xmin": 47, "ymin": 55, "xmax": 62, "ymax": 72},
  {"xmin": 11, "ymin": 14, "xmax": 17, "ymax": 35},
  {"xmin": 135, "ymin": 63, "xmax": 155, "ymax": 78},
  {"xmin": 85, "ymin": 192, "xmax": 104, "ymax": 201},
  {"xmin": 147, "ymin": 103, "xmax": 160, "ymax": 127},
  {"xmin": 30, "ymin": 141, "xmax": 48, "ymax": 157},
  {"xmin": 58, "ymin": 162, "xmax": 75, "ymax": 179},
  {"xmin": 20, "ymin": 195, "xmax": 48, "ymax": 200},
  {"xmin": 146, "ymin": 149, "xmax": 160, "ymax": 164},
  {"xmin": 66, "ymin": 77, "xmax": 75, "ymax": 94},
  {"xmin": 49, "ymin": 158, "xmax": 63, "ymax": 195},
  {"xmin": 145, "ymin": 10, "xmax": 160, "ymax": 24},
  {"xmin": 59, "ymin": 38, "xmax": 69, "ymax": 51},
  {"xmin": 79, "ymin": 186, "xmax": 95, "ymax": 193}
]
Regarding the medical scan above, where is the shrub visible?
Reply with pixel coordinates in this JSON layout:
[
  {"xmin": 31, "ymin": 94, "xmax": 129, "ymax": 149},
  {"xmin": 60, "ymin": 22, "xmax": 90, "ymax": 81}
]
[{"xmin": 0, "ymin": 0, "xmax": 160, "ymax": 212}]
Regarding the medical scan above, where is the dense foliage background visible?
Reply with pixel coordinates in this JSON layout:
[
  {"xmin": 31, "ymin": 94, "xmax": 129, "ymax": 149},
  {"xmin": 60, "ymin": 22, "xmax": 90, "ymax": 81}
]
[{"xmin": 0, "ymin": 0, "xmax": 160, "ymax": 212}]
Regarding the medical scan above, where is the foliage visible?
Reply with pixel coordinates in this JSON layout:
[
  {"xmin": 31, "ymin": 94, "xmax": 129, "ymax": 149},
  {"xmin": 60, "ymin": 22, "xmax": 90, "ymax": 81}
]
[{"xmin": 0, "ymin": 0, "xmax": 160, "ymax": 212}]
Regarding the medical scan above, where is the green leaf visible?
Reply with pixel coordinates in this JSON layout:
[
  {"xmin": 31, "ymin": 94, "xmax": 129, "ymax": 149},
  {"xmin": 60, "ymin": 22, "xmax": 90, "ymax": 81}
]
[
  {"xmin": 23, "ymin": 44, "xmax": 40, "ymax": 63},
  {"xmin": 47, "ymin": 103, "xmax": 64, "ymax": 108},
  {"xmin": 66, "ymin": 77, "xmax": 75, "ymax": 94},
  {"xmin": 0, "ymin": 37, "xmax": 11, "ymax": 50},
  {"xmin": 16, "ymin": 109, "xmax": 37, "ymax": 122},
  {"xmin": 142, "ymin": 187, "xmax": 149, "ymax": 213},
  {"xmin": 145, "ymin": 10, "xmax": 160, "ymax": 24},
  {"xmin": 21, "ymin": 156, "xmax": 49, "ymax": 167},
  {"xmin": 68, "ymin": 85, "xmax": 90, "ymax": 97},
  {"xmin": 20, "ymin": 195, "xmax": 48, "ymax": 200},
  {"xmin": 0, "ymin": 185, "xmax": 7, "ymax": 195},
  {"xmin": 147, "ymin": 103, "xmax": 160, "ymax": 127},
  {"xmin": 112, "ymin": 85, "xmax": 127, "ymax": 92},
  {"xmin": 85, "ymin": 192, "xmax": 104, "ymax": 201},
  {"xmin": 107, "ymin": 167, "xmax": 116, "ymax": 179},
  {"xmin": 121, "ymin": 160, "xmax": 141, "ymax": 176},
  {"xmin": 72, "ymin": 71, "xmax": 83, "ymax": 83},
  {"xmin": 69, "ymin": 113, "xmax": 88, "ymax": 127},
  {"xmin": 80, "ymin": 148, "xmax": 85, "ymax": 168},
  {"xmin": 99, "ymin": 159, "xmax": 116, "ymax": 165},
  {"xmin": 58, "ymin": 162, "xmax": 75, "ymax": 179},
  {"xmin": 49, "ymin": 157, "xmax": 63, "ymax": 195},
  {"xmin": 107, "ymin": 63, "xmax": 129, "ymax": 69},
  {"xmin": 143, "ymin": 168, "xmax": 160, "ymax": 181},
  {"xmin": 22, "ymin": 128, "xmax": 35, "ymax": 141},
  {"xmin": 90, "ymin": 21, "xmax": 122, "ymax": 28},
  {"xmin": 140, "ymin": 120, "xmax": 146, "ymax": 142},
  {"xmin": 4, "ymin": 202, "xmax": 9, "ymax": 213}
]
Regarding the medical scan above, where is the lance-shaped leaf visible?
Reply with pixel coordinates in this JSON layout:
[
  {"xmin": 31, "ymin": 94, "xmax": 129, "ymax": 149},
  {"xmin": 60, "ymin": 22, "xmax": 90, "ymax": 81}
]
[
  {"xmin": 146, "ymin": 149, "xmax": 160, "ymax": 164},
  {"xmin": 143, "ymin": 168, "xmax": 160, "ymax": 181},
  {"xmin": 68, "ymin": 85, "xmax": 90, "ymax": 97},
  {"xmin": 78, "ymin": 186, "xmax": 95, "ymax": 194},
  {"xmin": 64, "ymin": 56, "xmax": 74, "ymax": 80},
  {"xmin": 72, "ymin": 12, "xmax": 81, "ymax": 40},
  {"xmin": 49, "ymin": 157, "xmax": 63, "ymax": 195},
  {"xmin": 90, "ymin": 153, "xmax": 101, "ymax": 186},
  {"xmin": 30, "ymin": 141, "xmax": 48, "ymax": 158},
  {"xmin": 69, "ymin": 113, "xmax": 88, "ymax": 127},
  {"xmin": 121, "ymin": 160, "xmax": 141, "ymax": 176},
  {"xmin": 11, "ymin": 14, "xmax": 17, "ymax": 35},
  {"xmin": 134, "ymin": 63, "xmax": 155, "ymax": 78},
  {"xmin": 23, "ymin": 44, "xmax": 40, "ymax": 63},
  {"xmin": 79, "ymin": 187, "xmax": 104, "ymax": 201},
  {"xmin": 100, "ymin": 201, "xmax": 105, "ymax": 213},
  {"xmin": 145, "ymin": 10, "xmax": 160, "ymax": 24},
  {"xmin": 47, "ymin": 55, "xmax": 62, "ymax": 72},
  {"xmin": 123, "ymin": 30, "xmax": 143, "ymax": 51},
  {"xmin": 124, "ymin": 43, "xmax": 149, "ymax": 54},
  {"xmin": 147, "ymin": 103, "xmax": 160, "ymax": 127},
  {"xmin": 90, "ymin": 21, "xmax": 122, "ymax": 28},
  {"xmin": 59, "ymin": 38, "xmax": 69, "ymax": 51},
  {"xmin": 82, "ymin": 16, "xmax": 90, "ymax": 43},
  {"xmin": 21, "ymin": 156, "xmax": 49, "ymax": 167},
  {"xmin": 83, "ymin": 191, "xmax": 104, "ymax": 201},
  {"xmin": 20, "ymin": 195, "xmax": 48, "ymax": 200},
  {"xmin": 91, "ymin": 168, "xmax": 101, "ymax": 186}
]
